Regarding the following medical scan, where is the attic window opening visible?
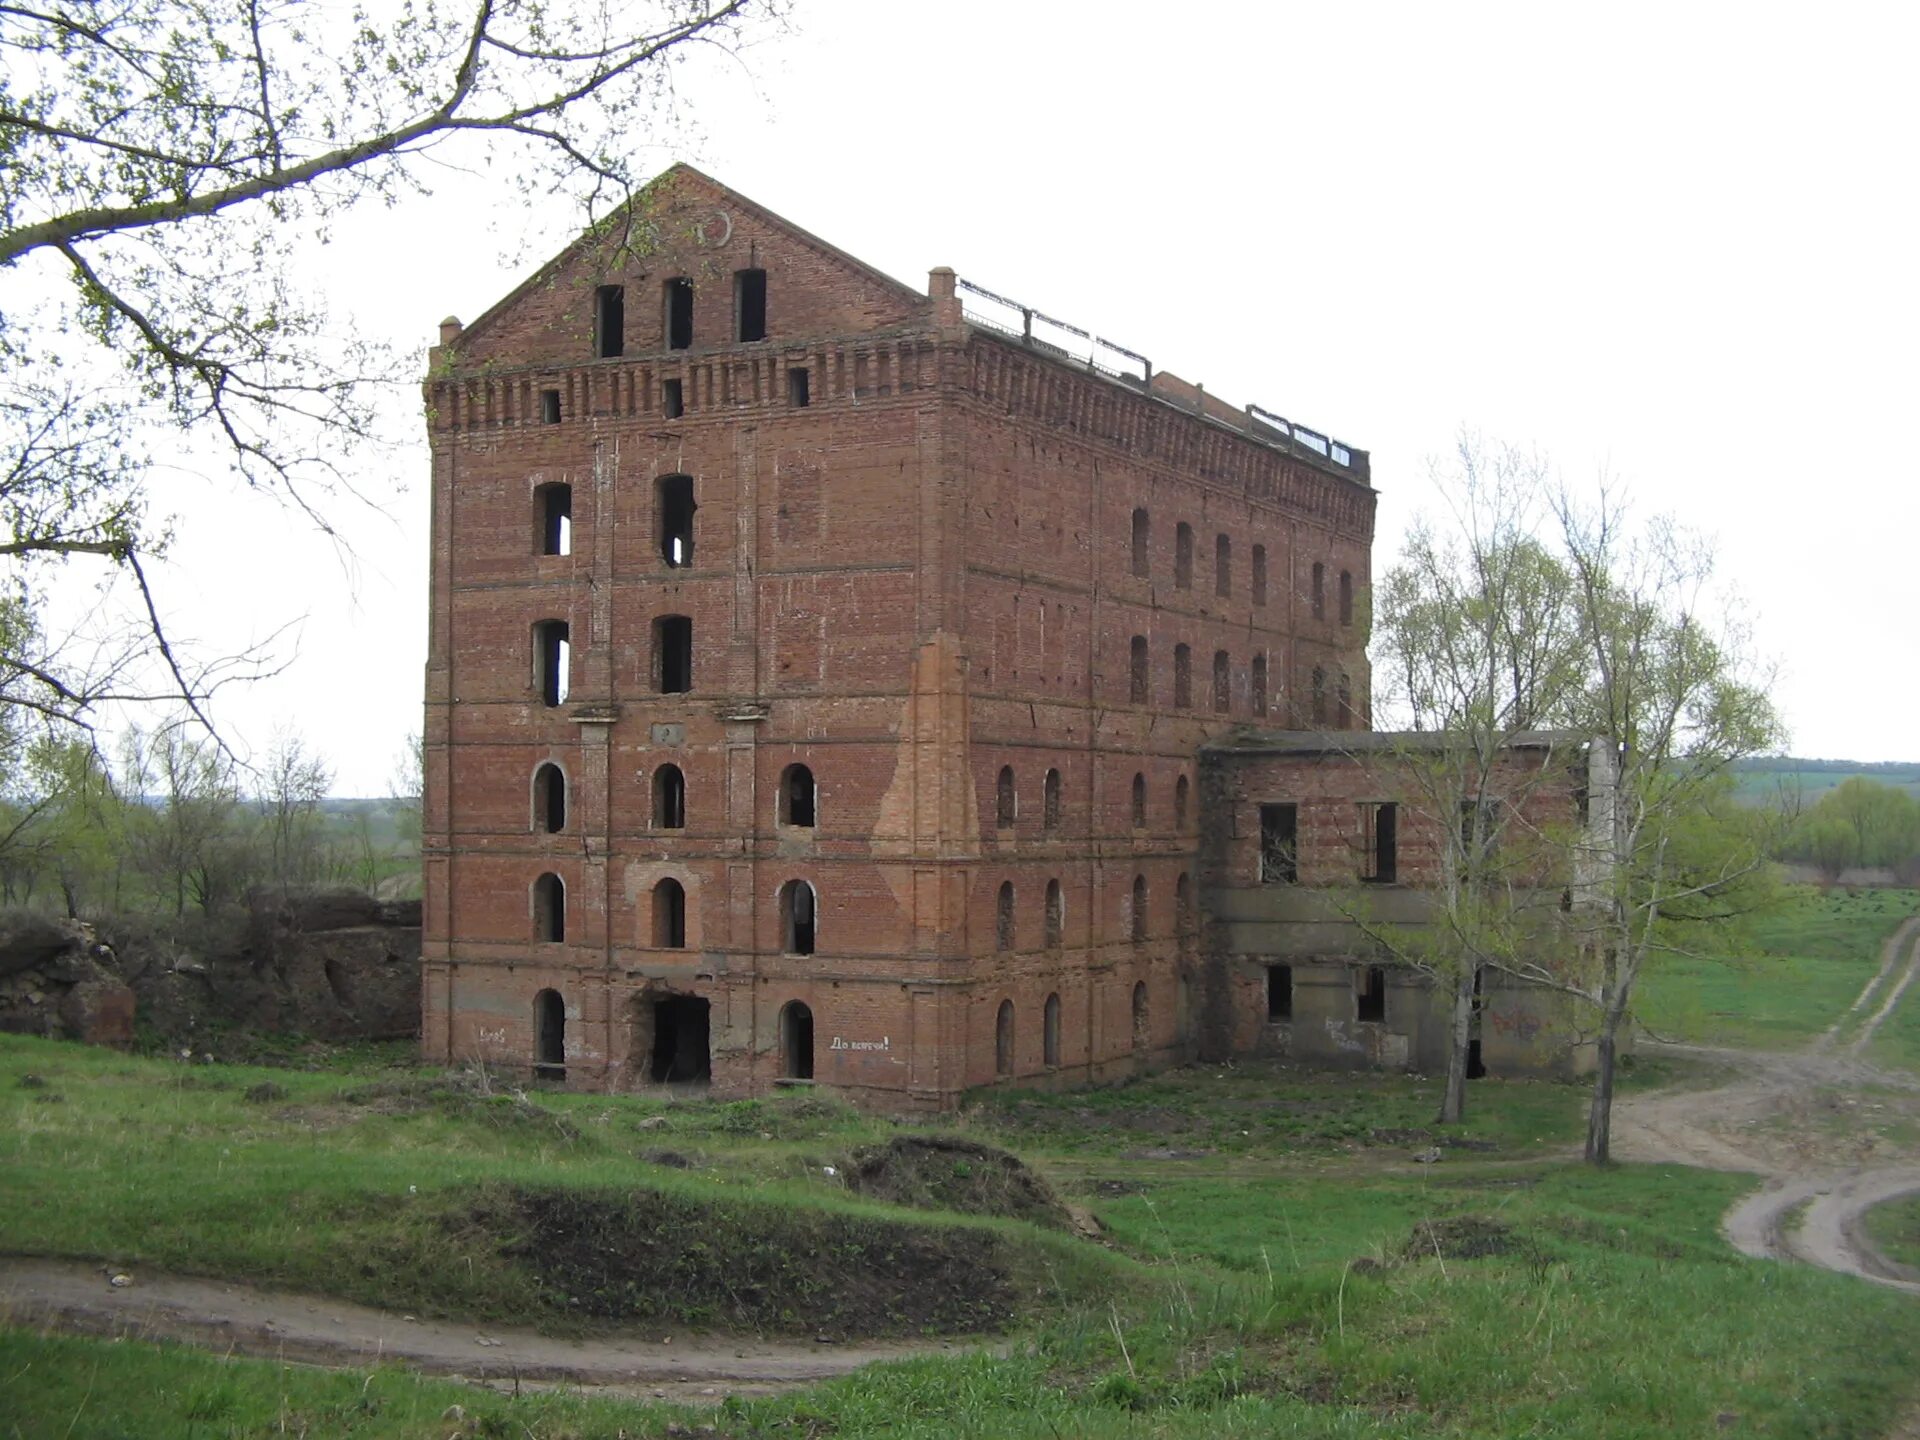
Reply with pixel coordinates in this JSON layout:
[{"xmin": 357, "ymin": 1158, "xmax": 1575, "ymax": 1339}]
[
  {"xmin": 735, "ymin": 268, "xmax": 767, "ymax": 343},
  {"xmin": 654, "ymin": 615, "xmax": 693, "ymax": 694},
  {"xmin": 540, "ymin": 389, "xmax": 561, "ymax": 425},
  {"xmin": 661, "ymin": 378, "xmax": 684, "ymax": 418},
  {"xmin": 536, "ymin": 483, "xmax": 571, "ymax": 556},
  {"xmin": 664, "ymin": 278, "xmax": 693, "ymax": 350},
  {"xmin": 595, "ymin": 284, "xmax": 625, "ymax": 359},
  {"xmin": 788, "ymin": 367, "xmax": 810, "ymax": 407},
  {"xmin": 657, "ymin": 475, "xmax": 695, "ymax": 568}
]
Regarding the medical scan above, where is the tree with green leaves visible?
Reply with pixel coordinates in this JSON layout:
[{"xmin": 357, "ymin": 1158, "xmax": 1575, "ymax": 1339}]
[{"xmin": 0, "ymin": 0, "xmax": 770, "ymax": 740}]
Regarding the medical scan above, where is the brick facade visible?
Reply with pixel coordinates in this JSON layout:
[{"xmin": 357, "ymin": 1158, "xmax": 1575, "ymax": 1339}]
[{"xmin": 421, "ymin": 166, "xmax": 1374, "ymax": 1107}]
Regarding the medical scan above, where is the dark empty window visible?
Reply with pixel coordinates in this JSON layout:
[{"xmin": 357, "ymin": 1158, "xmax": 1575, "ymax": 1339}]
[
  {"xmin": 1044, "ymin": 880, "xmax": 1064, "ymax": 949},
  {"xmin": 788, "ymin": 367, "xmax": 810, "ymax": 407},
  {"xmin": 1252, "ymin": 544, "xmax": 1267, "ymax": 606},
  {"xmin": 781, "ymin": 1001, "xmax": 814, "ymax": 1079},
  {"xmin": 1215, "ymin": 534, "xmax": 1231, "ymax": 597},
  {"xmin": 1130, "ymin": 508, "xmax": 1150, "ymax": 578},
  {"xmin": 662, "ymin": 377, "xmax": 684, "ymax": 418},
  {"xmin": 1174, "ymin": 644, "xmax": 1192, "ymax": 709},
  {"xmin": 996, "ymin": 999, "xmax": 1015, "ymax": 1077},
  {"xmin": 995, "ymin": 766, "xmax": 1016, "ymax": 829},
  {"xmin": 1044, "ymin": 992, "xmax": 1062, "ymax": 1066},
  {"xmin": 1212, "ymin": 649, "xmax": 1230, "ymax": 713},
  {"xmin": 1131, "ymin": 772, "xmax": 1146, "ymax": 829},
  {"xmin": 1129, "ymin": 635, "xmax": 1149, "ymax": 704},
  {"xmin": 1338, "ymin": 674, "xmax": 1355, "ymax": 729},
  {"xmin": 996, "ymin": 881, "xmax": 1015, "ymax": 952},
  {"xmin": 1175, "ymin": 775, "xmax": 1190, "ymax": 829},
  {"xmin": 1252, "ymin": 654, "xmax": 1268, "ymax": 716},
  {"xmin": 1176, "ymin": 872, "xmax": 1193, "ymax": 934},
  {"xmin": 595, "ymin": 284, "xmax": 625, "ymax": 359},
  {"xmin": 1175, "ymin": 523, "xmax": 1194, "ymax": 589},
  {"xmin": 1339, "ymin": 570, "xmax": 1355, "ymax": 627},
  {"xmin": 664, "ymin": 278, "xmax": 693, "ymax": 350},
  {"xmin": 1043, "ymin": 769, "xmax": 1062, "ymax": 832},
  {"xmin": 735, "ymin": 268, "xmax": 767, "ymax": 342},
  {"xmin": 1357, "ymin": 966, "xmax": 1387, "ymax": 1022},
  {"xmin": 781, "ymin": 879, "xmax": 816, "ymax": 955},
  {"xmin": 653, "ymin": 877, "xmax": 687, "ymax": 948},
  {"xmin": 536, "ymin": 483, "xmax": 571, "ymax": 556},
  {"xmin": 1311, "ymin": 666, "xmax": 1327, "ymax": 726},
  {"xmin": 534, "ymin": 763, "xmax": 566, "ymax": 834},
  {"xmin": 654, "ymin": 615, "xmax": 692, "ymax": 693},
  {"xmin": 1267, "ymin": 965, "xmax": 1293, "ymax": 1020},
  {"xmin": 1260, "ymin": 803, "xmax": 1298, "ymax": 884},
  {"xmin": 540, "ymin": 388, "xmax": 561, "ymax": 425},
  {"xmin": 534, "ymin": 872, "xmax": 565, "ymax": 943},
  {"xmin": 1311, "ymin": 562, "xmax": 1326, "ymax": 620},
  {"xmin": 1361, "ymin": 802, "xmax": 1398, "ymax": 884},
  {"xmin": 780, "ymin": 763, "xmax": 816, "ymax": 827},
  {"xmin": 534, "ymin": 989, "xmax": 565, "ymax": 1077},
  {"xmin": 658, "ymin": 475, "xmax": 694, "ymax": 567},
  {"xmin": 533, "ymin": 620, "xmax": 569, "ymax": 707},
  {"xmin": 1130, "ymin": 873, "xmax": 1147, "ymax": 943},
  {"xmin": 652, "ymin": 764, "xmax": 685, "ymax": 829}
]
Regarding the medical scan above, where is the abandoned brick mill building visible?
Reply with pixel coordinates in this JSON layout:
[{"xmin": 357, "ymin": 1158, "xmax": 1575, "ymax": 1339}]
[{"xmin": 421, "ymin": 164, "xmax": 1423, "ymax": 1107}]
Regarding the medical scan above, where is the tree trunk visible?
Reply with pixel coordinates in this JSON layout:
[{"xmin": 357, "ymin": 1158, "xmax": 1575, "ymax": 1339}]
[
  {"xmin": 1584, "ymin": 1018, "xmax": 1618, "ymax": 1164},
  {"xmin": 1437, "ymin": 964, "xmax": 1476, "ymax": 1124}
]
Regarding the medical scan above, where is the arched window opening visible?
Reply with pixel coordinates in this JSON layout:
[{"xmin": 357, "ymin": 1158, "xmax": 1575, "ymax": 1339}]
[
  {"xmin": 1044, "ymin": 879, "xmax": 1064, "ymax": 949},
  {"xmin": 1175, "ymin": 775, "xmax": 1190, "ymax": 830},
  {"xmin": 664, "ymin": 277, "xmax": 693, "ymax": 350},
  {"xmin": 533, "ymin": 763, "xmax": 567, "ymax": 833},
  {"xmin": 1130, "ymin": 507, "xmax": 1150, "ymax": 578},
  {"xmin": 1215, "ymin": 534, "xmax": 1231, "ymax": 597},
  {"xmin": 1131, "ymin": 981, "xmax": 1149, "ymax": 1050},
  {"xmin": 1174, "ymin": 523, "xmax": 1193, "ymax": 589},
  {"xmin": 652, "ymin": 764, "xmax": 686, "ymax": 829},
  {"xmin": 1173, "ymin": 644, "xmax": 1192, "ymax": 709},
  {"xmin": 536, "ymin": 483, "xmax": 572, "ymax": 556},
  {"xmin": 780, "ymin": 879, "xmax": 817, "ymax": 956},
  {"xmin": 1311, "ymin": 667, "xmax": 1328, "ymax": 726},
  {"xmin": 533, "ymin": 620, "xmax": 570, "ymax": 707},
  {"xmin": 1176, "ymin": 872, "xmax": 1193, "ymax": 934},
  {"xmin": 534, "ymin": 989, "xmax": 566, "ymax": 1078},
  {"xmin": 1043, "ymin": 769, "xmax": 1062, "ymax": 832},
  {"xmin": 1130, "ymin": 873, "xmax": 1148, "ymax": 944},
  {"xmin": 1252, "ymin": 654, "xmax": 1268, "ymax": 716},
  {"xmin": 1339, "ymin": 570, "xmax": 1355, "ymax": 627},
  {"xmin": 534, "ymin": 872, "xmax": 565, "ymax": 943},
  {"xmin": 653, "ymin": 615, "xmax": 693, "ymax": 693},
  {"xmin": 657, "ymin": 475, "xmax": 695, "ymax": 568},
  {"xmin": 1212, "ymin": 649, "xmax": 1231, "ymax": 713},
  {"xmin": 995, "ymin": 881, "xmax": 1016, "ymax": 952},
  {"xmin": 1311, "ymin": 562, "xmax": 1326, "ymax": 620},
  {"xmin": 780, "ymin": 763, "xmax": 816, "ymax": 828},
  {"xmin": 995, "ymin": 766, "xmax": 1016, "ymax": 829},
  {"xmin": 995, "ymin": 999, "xmax": 1015, "ymax": 1078},
  {"xmin": 1044, "ymin": 992, "xmax": 1062, "ymax": 1068},
  {"xmin": 1338, "ymin": 673, "xmax": 1355, "ymax": 729},
  {"xmin": 1129, "ymin": 635, "xmax": 1149, "ymax": 704},
  {"xmin": 1251, "ymin": 544, "xmax": 1268, "ymax": 606},
  {"xmin": 652, "ymin": 877, "xmax": 687, "ymax": 949},
  {"xmin": 1130, "ymin": 772, "xmax": 1147, "ymax": 829},
  {"xmin": 780, "ymin": 1001, "xmax": 814, "ymax": 1080}
]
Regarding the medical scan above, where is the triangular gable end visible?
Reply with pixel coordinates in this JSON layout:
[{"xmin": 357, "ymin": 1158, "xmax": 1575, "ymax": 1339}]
[{"xmin": 445, "ymin": 164, "xmax": 933, "ymax": 370}]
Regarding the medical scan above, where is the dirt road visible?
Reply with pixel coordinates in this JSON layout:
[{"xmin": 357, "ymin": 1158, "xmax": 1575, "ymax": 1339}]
[
  {"xmin": 0, "ymin": 1256, "xmax": 965, "ymax": 1401},
  {"xmin": 1611, "ymin": 913, "xmax": 1920, "ymax": 1292}
]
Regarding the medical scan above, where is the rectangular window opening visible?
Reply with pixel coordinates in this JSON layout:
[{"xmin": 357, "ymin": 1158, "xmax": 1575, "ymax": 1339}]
[
  {"xmin": 1267, "ymin": 964, "xmax": 1293, "ymax": 1021},
  {"xmin": 595, "ymin": 284, "xmax": 625, "ymax": 359},
  {"xmin": 664, "ymin": 278, "xmax": 694, "ymax": 350},
  {"xmin": 1259, "ymin": 803, "xmax": 1298, "ymax": 884},
  {"xmin": 661, "ymin": 378, "xmax": 684, "ymax": 419},
  {"xmin": 787, "ymin": 366, "xmax": 810, "ymax": 408},
  {"xmin": 540, "ymin": 389, "xmax": 561, "ymax": 425},
  {"xmin": 534, "ymin": 621, "xmax": 570, "ymax": 708},
  {"xmin": 735, "ymin": 268, "xmax": 767, "ymax": 343},
  {"xmin": 658, "ymin": 475, "xmax": 695, "ymax": 568},
  {"xmin": 655, "ymin": 615, "xmax": 693, "ymax": 694},
  {"xmin": 538, "ymin": 484, "xmax": 571, "ymax": 557},
  {"xmin": 1360, "ymin": 802, "xmax": 1398, "ymax": 884},
  {"xmin": 1356, "ymin": 966, "xmax": 1387, "ymax": 1023}
]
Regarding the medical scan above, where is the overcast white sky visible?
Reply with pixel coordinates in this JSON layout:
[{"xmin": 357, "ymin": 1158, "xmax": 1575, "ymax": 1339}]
[{"xmin": 121, "ymin": 1, "xmax": 1920, "ymax": 792}]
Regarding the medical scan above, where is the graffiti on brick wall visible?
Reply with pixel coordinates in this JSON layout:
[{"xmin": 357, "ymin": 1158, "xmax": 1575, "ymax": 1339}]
[{"xmin": 830, "ymin": 1036, "xmax": 891, "ymax": 1053}]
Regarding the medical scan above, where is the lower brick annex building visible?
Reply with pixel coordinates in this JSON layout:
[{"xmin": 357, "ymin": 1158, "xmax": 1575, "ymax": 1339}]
[{"xmin": 419, "ymin": 166, "xmax": 1587, "ymax": 1107}]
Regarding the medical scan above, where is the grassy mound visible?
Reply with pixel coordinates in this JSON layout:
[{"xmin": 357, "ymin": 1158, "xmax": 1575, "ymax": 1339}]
[{"xmin": 843, "ymin": 1135, "xmax": 1072, "ymax": 1231}]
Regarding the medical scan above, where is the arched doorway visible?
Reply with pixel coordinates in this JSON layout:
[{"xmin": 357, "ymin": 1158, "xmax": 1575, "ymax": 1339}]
[
  {"xmin": 533, "ymin": 989, "xmax": 565, "ymax": 1080},
  {"xmin": 780, "ymin": 1001, "xmax": 814, "ymax": 1081}
]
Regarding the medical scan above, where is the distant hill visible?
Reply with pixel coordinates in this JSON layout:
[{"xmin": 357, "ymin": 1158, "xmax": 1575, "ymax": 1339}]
[{"xmin": 1732, "ymin": 757, "xmax": 1920, "ymax": 805}]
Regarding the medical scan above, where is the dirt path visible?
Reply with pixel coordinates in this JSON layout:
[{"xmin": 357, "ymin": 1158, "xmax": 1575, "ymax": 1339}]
[
  {"xmin": 0, "ymin": 1256, "xmax": 971, "ymax": 1402},
  {"xmin": 1612, "ymin": 916, "xmax": 1920, "ymax": 1294}
]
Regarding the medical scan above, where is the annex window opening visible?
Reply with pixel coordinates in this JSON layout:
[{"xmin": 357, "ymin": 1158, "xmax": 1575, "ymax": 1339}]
[
  {"xmin": 652, "ymin": 764, "xmax": 686, "ymax": 829},
  {"xmin": 536, "ymin": 482, "xmax": 571, "ymax": 556},
  {"xmin": 734, "ymin": 268, "xmax": 767, "ymax": 342},
  {"xmin": 653, "ymin": 615, "xmax": 693, "ymax": 693},
  {"xmin": 1360, "ymin": 802, "xmax": 1398, "ymax": 884},
  {"xmin": 1259, "ymin": 803, "xmax": 1298, "ymax": 884},
  {"xmin": 533, "ymin": 620, "xmax": 570, "ymax": 708},
  {"xmin": 657, "ymin": 475, "xmax": 695, "ymax": 568},
  {"xmin": 664, "ymin": 278, "xmax": 693, "ymax": 350},
  {"xmin": 594, "ymin": 284, "xmax": 625, "ymax": 359}
]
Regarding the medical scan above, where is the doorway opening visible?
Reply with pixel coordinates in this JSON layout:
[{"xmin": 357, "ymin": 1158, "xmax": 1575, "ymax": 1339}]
[
  {"xmin": 780, "ymin": 1001, "xmax": 814, "ymax": 1080},
  {"xmin": 649, "ymin": 995, "xmax": 711, "ymax": 1084}
]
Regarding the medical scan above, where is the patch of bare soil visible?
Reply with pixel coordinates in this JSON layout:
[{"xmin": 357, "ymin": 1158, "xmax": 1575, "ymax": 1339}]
[
  {"xmin": 0, "ymin": 1258, "xmax": 950, "ymax": 1402},
  {"xmin": 1613, "ymin": 915, "xmax": 1920, "ymax": 1304},
  {"xmin": 842, "ymin": 1135, "xmax": 1073, "ymax": 1231}
]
